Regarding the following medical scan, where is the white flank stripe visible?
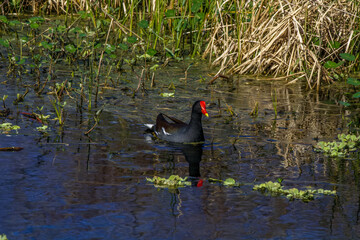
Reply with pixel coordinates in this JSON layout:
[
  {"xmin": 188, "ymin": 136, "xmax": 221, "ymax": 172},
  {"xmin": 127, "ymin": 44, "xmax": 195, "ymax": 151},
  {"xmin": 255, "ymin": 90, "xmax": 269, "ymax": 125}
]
[
  {"xmin": 162, "ymin": 127, "xmax": 172, "ymax": 136},
  {"xmin": 144, "ymin": 124, "xmax": 154, "ymax": 129}
]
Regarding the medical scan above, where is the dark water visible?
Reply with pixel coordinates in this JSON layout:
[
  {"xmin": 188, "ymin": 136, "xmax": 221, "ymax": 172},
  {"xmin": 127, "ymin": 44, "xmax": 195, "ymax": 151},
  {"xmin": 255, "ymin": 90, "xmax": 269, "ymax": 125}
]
[{"xmin": 0, "ymin": 59, "xmax": 360, "ymax": 239}]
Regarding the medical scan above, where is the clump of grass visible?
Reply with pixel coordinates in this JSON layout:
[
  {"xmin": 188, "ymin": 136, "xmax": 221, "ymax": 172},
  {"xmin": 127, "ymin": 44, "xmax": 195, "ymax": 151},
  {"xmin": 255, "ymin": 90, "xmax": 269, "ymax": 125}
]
[{"xmin": 204, "ymin": 0, "xmax": 360, "ymax": 90}]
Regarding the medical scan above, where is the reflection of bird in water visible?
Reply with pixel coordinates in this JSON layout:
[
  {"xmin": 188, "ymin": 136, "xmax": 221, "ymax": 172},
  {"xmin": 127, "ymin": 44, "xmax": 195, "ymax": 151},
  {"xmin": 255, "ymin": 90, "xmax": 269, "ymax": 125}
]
[
  {"xmin": 144, "ymin": 135, "xmax": 204, "ymax": 185},
  {"xmin": 171, "ymin": 143, "xmax": 203, "ymax": 187},
  {"xmin": 178, "ymin": 143, "xmax": 203, "ymax": 178}
]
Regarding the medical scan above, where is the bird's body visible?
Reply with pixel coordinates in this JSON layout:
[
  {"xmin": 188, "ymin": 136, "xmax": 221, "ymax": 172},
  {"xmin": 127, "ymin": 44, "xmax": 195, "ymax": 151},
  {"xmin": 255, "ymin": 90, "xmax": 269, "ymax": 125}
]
[{"xmin": 145, "ymin": 100, "xmax": 208, "ymax": 143}]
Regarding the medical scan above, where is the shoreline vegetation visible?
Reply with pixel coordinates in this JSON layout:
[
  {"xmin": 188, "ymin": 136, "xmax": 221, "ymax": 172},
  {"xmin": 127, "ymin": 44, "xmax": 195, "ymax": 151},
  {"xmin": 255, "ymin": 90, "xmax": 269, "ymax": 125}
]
[{"xmin": 0, "ymin": 0, "xmax": 359, "ymax": 91}]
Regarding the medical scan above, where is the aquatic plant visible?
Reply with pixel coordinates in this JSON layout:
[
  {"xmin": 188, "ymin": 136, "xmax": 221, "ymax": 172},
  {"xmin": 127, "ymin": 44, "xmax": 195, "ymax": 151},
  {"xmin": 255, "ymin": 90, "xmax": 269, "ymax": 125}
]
[
  {"xmin": 0, "ymin": 108, "xmax": 10, "ymax": 117},
  {"xmin": 50, "ymin": 98, "xmax": 66, "ymax": 126},
  {"xmin": 159, "ymin": 92, "xmax": 174, "ymax": 98},
  {"xmin": 0, "ymin": 122, "xmax": 20, "ymax": 134},
  {"xmin": 253, "ymin": 181, "xmax": 336, "ymax": 202},
  {"xmin": 0, "ymin": 234, "xmax": 8, "ymax": 240},
  {"xmin": 35, "ymin": 106, "xmax": 50, "ymax": 125},
  {"xmin": 36, "ymin": 125, "xmax": 49, "ymax": 133},
  {"xmin": 338, "ymin": 77, "xmax": 360, "ymax": 107},
  {"xmin": 249, "ymin": 102, "xmax": 259, "ymax": 118},
  {"xmin": 208, "ymin": 177, "xmax": 241, "ymax": 187},
  {"xmin": 85, "ymin": 106, "xmax": 104, "ymax": 135},
  {"xmin": 147, "ymin": 175, "xmax": 241, "ymax": 189},
  {"xmin": 315, "ymin": 134, "xmax": 360, "ymax": 157},
  {"xmin": 146, "ymin": 175, "xmax": 191, "ymax": 188},
  {"xmin": 1, "ymin": 0, "xmax": 358, "ymax": 92},
  {"xmin": 2, "ymin": 95, "xmax": 8, "ymax": 109},
  {"xmin": 13, "ymin": 89, "xmax": 29, "ymax": 105}
]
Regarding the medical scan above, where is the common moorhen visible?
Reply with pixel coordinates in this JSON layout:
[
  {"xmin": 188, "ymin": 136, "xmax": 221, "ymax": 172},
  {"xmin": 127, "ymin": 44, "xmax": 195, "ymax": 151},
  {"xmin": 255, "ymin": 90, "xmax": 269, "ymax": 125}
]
[{"xmin": 145, "ymin": 100, "xmax": 209, "ymax": 143}]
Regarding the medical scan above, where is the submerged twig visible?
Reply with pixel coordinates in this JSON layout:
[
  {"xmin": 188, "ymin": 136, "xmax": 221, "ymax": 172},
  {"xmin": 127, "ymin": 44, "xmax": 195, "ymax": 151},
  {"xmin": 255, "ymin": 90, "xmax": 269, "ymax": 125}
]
[
  {"xmin": 84, "ymin": 121, "xmax": 98, "ymax": 135},
  {"xmin": 0, "ymin": 147, "xmax": 23, "ymax": 151}
]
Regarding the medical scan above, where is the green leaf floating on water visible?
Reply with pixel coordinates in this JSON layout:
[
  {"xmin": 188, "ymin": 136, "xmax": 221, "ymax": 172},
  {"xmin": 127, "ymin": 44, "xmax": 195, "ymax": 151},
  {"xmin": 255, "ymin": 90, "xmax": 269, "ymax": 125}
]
[
  {"xmin": 223, "ymin": 178, "xmax": 236, "ymax": 186},
  {"xmin": 160, "ymin": 92, "xmax": 174, "ymax": 97},
  {"xmin": 146, "ymin": 175, "xmax": 191, "ymax": 188},
  {"xmin": 208, "ymin": 178, "xmax": 223, "ymax": 183},
  {"xmin": 314, "ymin": 134, "xmax": 360, "ymax": 157},
  {"xmin": 0, "ymin": 122, "xmax": 20, "ymax": 134},
  {"xmin": 253, "ymin": 181, "xmax": 336, "ymax": 202},
  {"xmin": 209, "ymin": 177, "xmax": 241, "ymax": 187},
  {"xmin": 0, "ymin": 234, "xmax": 8, "ymax": 240},
  {"xmin": 36, "ymin": 125, "xmax": 49, "ymax": 132},
  {"xmin": 147, "ymin": 176, "xmax": 242, "ymax": 189}
]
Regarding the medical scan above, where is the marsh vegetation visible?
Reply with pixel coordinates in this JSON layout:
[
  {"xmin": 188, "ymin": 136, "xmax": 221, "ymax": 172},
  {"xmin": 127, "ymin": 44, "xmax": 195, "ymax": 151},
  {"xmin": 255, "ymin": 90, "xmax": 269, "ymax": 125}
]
[{"xmin": 1, "ymin": 1, "xmax": 360, "ymax": 239}]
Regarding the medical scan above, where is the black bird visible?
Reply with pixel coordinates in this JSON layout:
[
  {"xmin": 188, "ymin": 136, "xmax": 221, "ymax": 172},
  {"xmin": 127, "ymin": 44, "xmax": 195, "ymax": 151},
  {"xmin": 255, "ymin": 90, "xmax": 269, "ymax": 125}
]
[{"xmin": 145, "ymin": 100, "xmax": 209, "ymax": 143}]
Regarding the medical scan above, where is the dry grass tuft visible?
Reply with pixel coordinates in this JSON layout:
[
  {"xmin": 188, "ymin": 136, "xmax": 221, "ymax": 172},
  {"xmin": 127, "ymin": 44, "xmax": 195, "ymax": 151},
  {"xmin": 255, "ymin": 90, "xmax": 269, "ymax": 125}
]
[{"xmin": 203, "ymin": 0, "xmax": 360, "ymax": 89}]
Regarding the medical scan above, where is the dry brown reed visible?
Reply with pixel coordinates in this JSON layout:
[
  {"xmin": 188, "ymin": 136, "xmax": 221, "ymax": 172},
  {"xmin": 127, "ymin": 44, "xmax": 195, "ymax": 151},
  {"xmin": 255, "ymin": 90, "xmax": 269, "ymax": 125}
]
[
  {"xmin": 203, "ymin": 0, "xmax": 360, "ymax": 90},
  {"xmin": 3, "ymin": 0, "xmax": 359, "ymax": 90}
]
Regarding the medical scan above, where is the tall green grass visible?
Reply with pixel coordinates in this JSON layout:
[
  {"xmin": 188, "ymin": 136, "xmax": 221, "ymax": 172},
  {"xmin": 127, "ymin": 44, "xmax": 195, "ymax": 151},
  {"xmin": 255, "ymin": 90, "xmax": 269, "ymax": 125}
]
[{"xmin": 1, "ymin": 0, "xmax": 360, "ymax": 89}]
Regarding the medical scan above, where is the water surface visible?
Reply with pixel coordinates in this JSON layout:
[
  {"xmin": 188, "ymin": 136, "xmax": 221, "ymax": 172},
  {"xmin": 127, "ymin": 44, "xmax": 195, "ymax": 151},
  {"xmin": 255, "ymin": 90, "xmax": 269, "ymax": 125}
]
[{"xmin": 0, "ymin": 59, "xmax": 359, "ymax": 239}]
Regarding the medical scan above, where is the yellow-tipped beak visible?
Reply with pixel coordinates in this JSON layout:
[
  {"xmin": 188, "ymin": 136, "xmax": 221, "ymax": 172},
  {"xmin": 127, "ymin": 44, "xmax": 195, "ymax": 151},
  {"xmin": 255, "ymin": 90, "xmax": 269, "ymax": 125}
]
[{"xmin": 205, "ymin": 113, "xmax": 209, "ymax": 117}]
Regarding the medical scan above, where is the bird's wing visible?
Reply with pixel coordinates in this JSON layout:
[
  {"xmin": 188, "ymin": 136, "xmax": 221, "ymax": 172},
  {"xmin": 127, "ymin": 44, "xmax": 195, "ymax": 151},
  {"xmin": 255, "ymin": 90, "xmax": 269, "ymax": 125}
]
[{"xmin": 161, "ymin": 113, "xmax": 187, "ymax": 125}]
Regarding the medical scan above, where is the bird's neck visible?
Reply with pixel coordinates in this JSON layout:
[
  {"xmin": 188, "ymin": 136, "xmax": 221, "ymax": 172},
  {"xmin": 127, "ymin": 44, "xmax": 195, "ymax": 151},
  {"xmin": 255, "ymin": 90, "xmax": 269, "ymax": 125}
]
[{"xmin": 188, "ymin": 112, "xmax": 203, "ymax": 129}]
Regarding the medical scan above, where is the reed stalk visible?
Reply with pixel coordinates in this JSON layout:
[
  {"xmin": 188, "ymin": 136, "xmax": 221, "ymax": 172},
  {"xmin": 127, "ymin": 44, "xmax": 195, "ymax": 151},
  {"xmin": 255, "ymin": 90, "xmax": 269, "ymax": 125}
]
[
  {"xmin": 203, "ymin": 0, "xmax": 360, "ymax": 89},
  {"xmin": 1, "ymin": 0, "xmax": 359, "ymax": 89}
]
